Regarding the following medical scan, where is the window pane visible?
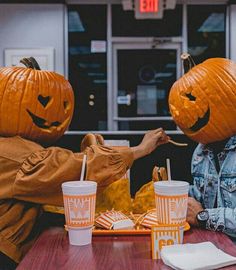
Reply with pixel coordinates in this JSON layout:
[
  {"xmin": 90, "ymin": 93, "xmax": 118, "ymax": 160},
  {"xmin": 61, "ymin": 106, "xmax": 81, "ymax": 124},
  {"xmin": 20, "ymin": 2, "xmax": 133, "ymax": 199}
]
[
  {"xmin": 68, "ymin": 5, "xmax": 107, "ymax": 131},
  {"xmin": 117, "ymin": 49, "xmax": 177, "ymax": 118},
  {"xmin": 187, "ymin": 5, "xmax": 226, "ymax": 64}
]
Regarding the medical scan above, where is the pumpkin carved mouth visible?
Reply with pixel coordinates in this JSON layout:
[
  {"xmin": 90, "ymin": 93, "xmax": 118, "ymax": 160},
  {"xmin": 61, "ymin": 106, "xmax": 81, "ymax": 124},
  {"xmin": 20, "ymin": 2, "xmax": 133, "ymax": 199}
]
[
  {"xmin": 27, "ymin": 109, "xmax": 63, "ymax": 130},
  {"xmin": 190, "ymin": 108, "xmax": 210, "ymax": 132}
]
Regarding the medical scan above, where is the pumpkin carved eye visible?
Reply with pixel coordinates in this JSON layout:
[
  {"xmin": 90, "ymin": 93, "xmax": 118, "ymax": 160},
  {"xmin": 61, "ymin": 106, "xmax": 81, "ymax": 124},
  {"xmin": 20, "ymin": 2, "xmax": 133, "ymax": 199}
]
[
  {"xmin": 185, "ymin": 93, "xmax": 196, "ymax": 101},
  {"xmin": 64, "ymin": 101, "xmax": 70, "ymax": 113},
  {"xmin": 64, "ymin": 101, "xmax": 69, "ymax": 110},
  {"xmin": 38, "ymin": 95, "xmax": 51, "ymax": 107}
]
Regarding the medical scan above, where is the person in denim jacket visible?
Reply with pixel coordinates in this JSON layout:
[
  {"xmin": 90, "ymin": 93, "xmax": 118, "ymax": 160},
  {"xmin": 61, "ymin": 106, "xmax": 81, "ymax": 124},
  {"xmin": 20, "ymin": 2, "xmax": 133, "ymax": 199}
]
[
  {"xmin": 168, "ymin": 54, "xmax": 236, "ymax": 238},
  {"xmin": 187, "ymin": 136, "xmax": 236, "ymax": 238}
]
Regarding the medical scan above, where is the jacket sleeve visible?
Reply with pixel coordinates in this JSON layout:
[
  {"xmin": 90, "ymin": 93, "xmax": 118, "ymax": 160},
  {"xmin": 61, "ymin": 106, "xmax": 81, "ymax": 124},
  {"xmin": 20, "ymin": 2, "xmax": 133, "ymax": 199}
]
[
  {"xmin": 13, "ymin": 145, "xmax": 133, "ymax": 206},
  {"xmin": 205, "ymin": 207, "xmax": 236, "ymax": 238},
  {"xmin": 189, "ymin": 185, "xmax": 236, "ymax": 237}
]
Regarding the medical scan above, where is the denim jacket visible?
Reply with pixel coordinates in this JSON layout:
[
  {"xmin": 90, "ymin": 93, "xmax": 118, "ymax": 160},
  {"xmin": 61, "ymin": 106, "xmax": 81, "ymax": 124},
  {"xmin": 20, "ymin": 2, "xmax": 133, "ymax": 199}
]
[{"xmin": 189, "ymin": 135, "xmax": 236, "ymax": 238}]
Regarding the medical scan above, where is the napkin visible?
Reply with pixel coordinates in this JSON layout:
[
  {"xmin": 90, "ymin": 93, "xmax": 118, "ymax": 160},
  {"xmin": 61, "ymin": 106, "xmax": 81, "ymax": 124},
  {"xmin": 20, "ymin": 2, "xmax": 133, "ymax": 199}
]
[{"xmin": 161, "ymin": 241, "xmax": 236, "ymax": 270}]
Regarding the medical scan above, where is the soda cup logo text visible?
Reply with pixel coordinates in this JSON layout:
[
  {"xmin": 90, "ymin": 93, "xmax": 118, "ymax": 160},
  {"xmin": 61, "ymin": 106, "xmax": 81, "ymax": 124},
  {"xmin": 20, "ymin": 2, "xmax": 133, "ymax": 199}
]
[
  {"xmin": 170, "ymin": 197, "xmax": 188, "ymax": 220},
  {"xmin": 63, "ymin": 194, "xmax": 96, "ymax": 227},
  {"xmin": 69, "ymin": 198, "xmax": 90, "ymax": 219}
]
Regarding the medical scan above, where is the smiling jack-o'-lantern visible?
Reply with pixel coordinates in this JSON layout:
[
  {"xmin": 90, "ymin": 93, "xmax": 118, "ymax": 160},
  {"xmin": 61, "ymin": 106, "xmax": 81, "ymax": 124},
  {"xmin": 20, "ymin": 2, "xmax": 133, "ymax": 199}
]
[
  {"xmin": 0, "ymin": 57, "xmax": 74, "ymax": 144},
  {"xmin": 169, "ymin": 53, "xmax": 236, "ymax": 144}
]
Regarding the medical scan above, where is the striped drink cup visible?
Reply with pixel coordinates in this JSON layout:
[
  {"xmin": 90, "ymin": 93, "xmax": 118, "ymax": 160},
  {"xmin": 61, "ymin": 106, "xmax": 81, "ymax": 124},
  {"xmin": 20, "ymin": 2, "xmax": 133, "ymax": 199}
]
[
  {"xmin": 62, "ymin": 181, "xmax": 97, "ymax": 246},
  {"xmin": 154, "ymin": 181, "xmax": 189, "ymax": 225}
]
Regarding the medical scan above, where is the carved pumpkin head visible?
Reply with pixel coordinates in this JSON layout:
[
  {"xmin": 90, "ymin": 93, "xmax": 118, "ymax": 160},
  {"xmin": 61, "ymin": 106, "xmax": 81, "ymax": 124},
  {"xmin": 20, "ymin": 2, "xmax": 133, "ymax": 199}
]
[
  {"xmin": 169, "ymin": 53, "xmax": 236, "ymax": 144},
  {"xmin": 0, "ymin": 57, "xmax": 74, "ymax": 144}
]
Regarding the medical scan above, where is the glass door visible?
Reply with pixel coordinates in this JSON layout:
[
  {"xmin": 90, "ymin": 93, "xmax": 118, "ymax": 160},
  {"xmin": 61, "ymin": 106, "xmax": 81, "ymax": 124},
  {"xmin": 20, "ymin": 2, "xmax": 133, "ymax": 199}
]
[{"xmin": 112, "ymin": 41, "xmax": 181, "ymax": 131}]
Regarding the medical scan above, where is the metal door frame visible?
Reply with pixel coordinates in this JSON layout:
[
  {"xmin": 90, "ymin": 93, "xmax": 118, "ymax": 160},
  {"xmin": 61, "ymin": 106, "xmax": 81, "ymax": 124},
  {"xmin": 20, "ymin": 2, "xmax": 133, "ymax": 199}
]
[{"xmin": 111, "ymin": 38, "xmax": 182, "ymax": 130}]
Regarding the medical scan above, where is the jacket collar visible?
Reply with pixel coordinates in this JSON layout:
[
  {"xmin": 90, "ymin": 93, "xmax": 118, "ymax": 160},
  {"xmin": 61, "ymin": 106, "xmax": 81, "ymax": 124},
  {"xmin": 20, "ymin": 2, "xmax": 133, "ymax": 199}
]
[{"xmin": 201, "ymin": 135, "xmax": 236, "ymax": 153}]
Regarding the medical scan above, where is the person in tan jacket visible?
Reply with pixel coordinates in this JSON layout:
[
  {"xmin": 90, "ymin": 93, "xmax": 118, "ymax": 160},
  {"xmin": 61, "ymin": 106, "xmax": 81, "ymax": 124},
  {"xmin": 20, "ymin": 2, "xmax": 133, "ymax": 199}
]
[{"xmin": 0, "ymin": 128, "xmax": 169, "ymax": 269}]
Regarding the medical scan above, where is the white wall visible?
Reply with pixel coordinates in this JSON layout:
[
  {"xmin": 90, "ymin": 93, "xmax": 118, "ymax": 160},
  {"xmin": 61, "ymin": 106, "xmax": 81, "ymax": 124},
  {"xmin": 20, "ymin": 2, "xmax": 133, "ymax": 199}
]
[
  {"xmin": 0, "ymin": 4, "xmax": 66, "ymax": 76},
  {"xmin": 230, "ymin": 5, "xmax": 236, "ymax": 62}
]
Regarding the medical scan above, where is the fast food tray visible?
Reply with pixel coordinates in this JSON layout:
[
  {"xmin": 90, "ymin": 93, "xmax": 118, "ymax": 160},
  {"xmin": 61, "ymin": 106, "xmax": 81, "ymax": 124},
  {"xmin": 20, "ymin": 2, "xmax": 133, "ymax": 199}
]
[
  {"xmin": 92, "ymin": 222, "xmax": 190, "ymax": 236},
  {"xmin": 43, "ymin": 205, "xmax": 190, "ymax": 236}
]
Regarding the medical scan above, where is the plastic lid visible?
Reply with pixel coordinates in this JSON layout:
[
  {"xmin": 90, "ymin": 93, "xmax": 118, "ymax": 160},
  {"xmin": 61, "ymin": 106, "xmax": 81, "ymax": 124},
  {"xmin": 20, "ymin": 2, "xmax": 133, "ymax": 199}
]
[
  {"xmin": 154, "ymin": 180, "xmax": 189, "ymax": 195},
  {"xmin": 62, "ymin": 181, "xmax": 97, "ymax": 195}
]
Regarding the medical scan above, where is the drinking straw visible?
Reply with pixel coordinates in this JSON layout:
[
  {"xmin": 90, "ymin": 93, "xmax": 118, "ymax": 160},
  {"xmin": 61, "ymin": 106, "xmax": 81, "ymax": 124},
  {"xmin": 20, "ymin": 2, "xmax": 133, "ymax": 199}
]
[
  {"xmin": 166, "ymin": 158, "xmax": 172, "ymax": 182},
  {"xmin": 80, "ymin": 154, "xmax": 87, "ymax": 181}
]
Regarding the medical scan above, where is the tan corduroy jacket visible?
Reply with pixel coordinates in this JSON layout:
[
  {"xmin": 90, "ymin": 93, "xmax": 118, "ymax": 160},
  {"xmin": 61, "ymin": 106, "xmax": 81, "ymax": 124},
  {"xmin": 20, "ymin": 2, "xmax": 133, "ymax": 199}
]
[{"xmin": 0, "ymin": 136, "xmax": 133, "ymax": 263}]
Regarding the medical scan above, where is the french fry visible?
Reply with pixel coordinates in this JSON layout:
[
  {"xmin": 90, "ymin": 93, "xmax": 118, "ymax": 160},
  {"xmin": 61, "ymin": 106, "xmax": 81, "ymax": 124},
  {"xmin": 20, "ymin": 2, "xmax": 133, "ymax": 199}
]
[{"xmin": 168, "ymin": 139, "xmax": 188, "ymax": 147}]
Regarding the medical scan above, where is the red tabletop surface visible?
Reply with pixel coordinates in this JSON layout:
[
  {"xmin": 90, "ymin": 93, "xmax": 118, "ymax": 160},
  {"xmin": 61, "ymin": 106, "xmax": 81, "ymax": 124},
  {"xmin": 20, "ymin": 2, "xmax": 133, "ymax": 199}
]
[{"xmin": 17, "ymin": 227, "xmax": 236, "ymax": 270}]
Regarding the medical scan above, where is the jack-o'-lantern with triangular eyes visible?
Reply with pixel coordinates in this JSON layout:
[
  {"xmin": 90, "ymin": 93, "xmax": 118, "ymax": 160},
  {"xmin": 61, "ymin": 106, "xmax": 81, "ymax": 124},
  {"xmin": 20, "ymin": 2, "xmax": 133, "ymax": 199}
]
[
  {"xmin": 0, "ymin": 57, "xmax": 74, "ymax": 144},
  {"xmin": 168, "ymin": 53, "xmax": 236, "ymax": 144}
]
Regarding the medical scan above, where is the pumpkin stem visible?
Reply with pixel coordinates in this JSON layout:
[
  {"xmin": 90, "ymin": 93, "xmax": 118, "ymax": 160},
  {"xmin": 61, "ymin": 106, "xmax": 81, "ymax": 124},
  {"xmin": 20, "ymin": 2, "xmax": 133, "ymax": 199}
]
[
  {"xmin": 20, "ymin": 58, "xmax": 32, "ymax": 68},
  {"xmin": 181, "ymin": 53, "xmax": 196, "ymax": 73},
  {"xmin": 29, "ymin": 57, "xmax": 41, "ymax": 70},
  {"xmin": 20, "ymin": 57, "xmax": 41, "ymax": 70}
]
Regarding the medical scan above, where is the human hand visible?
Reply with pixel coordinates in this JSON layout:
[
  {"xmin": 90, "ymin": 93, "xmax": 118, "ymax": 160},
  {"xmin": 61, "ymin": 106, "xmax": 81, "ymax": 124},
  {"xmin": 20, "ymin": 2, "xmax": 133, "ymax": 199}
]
[
  {"xmin": 80, "ymin": 133, "xmax": 104, "ymax": 152},
  {"xmin": 131, "ymin": 128, "xmax": 170, "ymax": 160},
  {"xmin": 186, "ymin": 197, "xmax": 204, "ymax": 226}
]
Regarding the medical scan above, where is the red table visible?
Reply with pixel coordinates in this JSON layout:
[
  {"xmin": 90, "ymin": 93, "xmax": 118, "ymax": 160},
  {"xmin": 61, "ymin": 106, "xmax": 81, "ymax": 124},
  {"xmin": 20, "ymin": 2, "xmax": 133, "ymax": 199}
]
[{"xmin": 17, "ymin": 227, "xmax": 236, "ymax": 270}]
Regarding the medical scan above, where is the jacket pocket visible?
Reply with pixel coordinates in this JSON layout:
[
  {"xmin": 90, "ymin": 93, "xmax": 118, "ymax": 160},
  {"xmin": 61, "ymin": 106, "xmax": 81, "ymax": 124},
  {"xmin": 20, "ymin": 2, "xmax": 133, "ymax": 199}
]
[
  {"xmin": 220, "ymin": 179, "xmax": 236, "ymax": 208},
  {"xmin": 221, "ymin": 179, "xmax": 236, "ymax": 192}
]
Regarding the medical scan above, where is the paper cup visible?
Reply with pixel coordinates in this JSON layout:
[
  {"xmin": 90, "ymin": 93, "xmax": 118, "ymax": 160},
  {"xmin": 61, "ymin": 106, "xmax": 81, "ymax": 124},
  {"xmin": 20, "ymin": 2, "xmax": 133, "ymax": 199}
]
[
  {"xmin": 151, "ymin": 224, "xmax": 184, "ymax": 259},
  {"xmin": 61, "ymin": 181, "xmax": 97, "ymax": 246},
  {"xmin": 154, "ymin": 181, "xmax": 189, "ymax": 225},
  {"xmin": 68, "ymin": 227, "xmax": 92, "ymax": 246}
]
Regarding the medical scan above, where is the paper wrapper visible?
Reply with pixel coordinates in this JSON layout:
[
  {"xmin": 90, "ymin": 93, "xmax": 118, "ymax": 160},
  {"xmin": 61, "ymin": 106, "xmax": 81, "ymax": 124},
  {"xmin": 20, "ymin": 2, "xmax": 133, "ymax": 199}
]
[
  {"xmin": 96, "ymin": 178, "xmax": 132, "ymax": 214},
  {"xmin": 139, "ymin": 209, "xmax": 158, "ymax": 228},
  {"xmin": 132, "ymin": 167, "xmax": 168, "ymax": 214},
  {"xmin": 95, "ymin": 210, "xmax": 134, "ymax": 230}
]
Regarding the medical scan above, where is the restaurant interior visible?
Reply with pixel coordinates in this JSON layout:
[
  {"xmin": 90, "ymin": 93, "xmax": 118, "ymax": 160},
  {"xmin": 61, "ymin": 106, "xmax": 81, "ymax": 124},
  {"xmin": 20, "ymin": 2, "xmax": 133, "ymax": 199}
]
[
  {"xmin": 0, "ymin": 0, "xmax": 236, "ymax": 269},
  {"xmin": 1, "ymin": 0, "xmax": 235, "ymax": 194}
]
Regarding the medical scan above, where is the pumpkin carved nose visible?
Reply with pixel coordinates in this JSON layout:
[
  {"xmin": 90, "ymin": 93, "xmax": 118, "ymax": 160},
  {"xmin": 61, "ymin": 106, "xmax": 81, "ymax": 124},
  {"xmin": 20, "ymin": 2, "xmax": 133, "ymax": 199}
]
[
  {"xmin": 186, "ymin": 93, "xmax": 196, "ymax": 101},
  {"xmin": 38, "ymin": 95, "xmax": 50, "ymax": 107}
]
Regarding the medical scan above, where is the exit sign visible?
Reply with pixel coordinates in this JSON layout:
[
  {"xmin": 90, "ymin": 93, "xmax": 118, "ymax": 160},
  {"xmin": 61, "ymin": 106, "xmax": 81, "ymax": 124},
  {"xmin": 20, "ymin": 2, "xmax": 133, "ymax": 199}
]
[
  {"xmin": 135, "ymin": 0, "xmax": 164, "ymax": 19},
  {"xmin": 140, "ymin": 0, "xmax": 158, "ymax": 13}
]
